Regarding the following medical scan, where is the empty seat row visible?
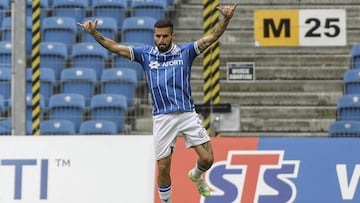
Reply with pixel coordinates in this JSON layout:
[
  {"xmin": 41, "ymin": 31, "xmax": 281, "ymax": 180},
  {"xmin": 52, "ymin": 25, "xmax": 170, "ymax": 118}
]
[{"xmin": 0, "ymin": 119, "xmax": 120, "ymax": 135}]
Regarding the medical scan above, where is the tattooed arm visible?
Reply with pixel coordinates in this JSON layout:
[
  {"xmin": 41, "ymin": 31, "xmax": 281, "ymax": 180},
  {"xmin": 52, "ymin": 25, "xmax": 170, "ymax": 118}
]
[
  {"xmin": 77, "ymin": 19, "xmax": 131, "ymax": 59},
  {"xmin": 197, "ymin": 3, "xmax": 237, "ymax": 53}
]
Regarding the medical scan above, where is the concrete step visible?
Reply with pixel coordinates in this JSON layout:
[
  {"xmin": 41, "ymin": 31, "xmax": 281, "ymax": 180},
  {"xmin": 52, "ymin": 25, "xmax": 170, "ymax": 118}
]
[
  {"xmin": 190, "ymin": 80, "xmax": 343, "ymax": 92},
  {"xmin": 192, "ymin": 92, "xmax": 342, "ymax": 106},
  {"xmin": 191, "ymin": 66, "xmax": 348, "ymax": 80}
]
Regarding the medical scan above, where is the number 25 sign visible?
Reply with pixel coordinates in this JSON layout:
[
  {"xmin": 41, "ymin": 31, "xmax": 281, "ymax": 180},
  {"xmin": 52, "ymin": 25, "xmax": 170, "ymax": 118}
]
[{"xmin": 254, "ymin": 9, "xmax": 346, "ymax": 46}]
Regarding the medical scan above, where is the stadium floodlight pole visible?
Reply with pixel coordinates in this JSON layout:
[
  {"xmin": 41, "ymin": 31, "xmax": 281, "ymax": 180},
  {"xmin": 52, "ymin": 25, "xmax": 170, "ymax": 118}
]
[{"xmin": 11, "ymin": 0, "xmax": 27, "ymax": 136}]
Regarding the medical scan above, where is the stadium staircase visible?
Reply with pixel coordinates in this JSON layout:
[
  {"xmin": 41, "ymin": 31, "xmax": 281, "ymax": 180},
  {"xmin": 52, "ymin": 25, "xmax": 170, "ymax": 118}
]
[{"xmin": 135, "ymin": 0, "xmax": 360, "ymax": 136}]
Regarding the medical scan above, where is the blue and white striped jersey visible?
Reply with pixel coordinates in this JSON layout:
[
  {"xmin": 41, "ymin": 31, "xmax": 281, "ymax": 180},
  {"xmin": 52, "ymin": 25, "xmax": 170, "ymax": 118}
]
[{"xmin": 129, "ymin": 42, "xmax": 201, "ymax": 115}]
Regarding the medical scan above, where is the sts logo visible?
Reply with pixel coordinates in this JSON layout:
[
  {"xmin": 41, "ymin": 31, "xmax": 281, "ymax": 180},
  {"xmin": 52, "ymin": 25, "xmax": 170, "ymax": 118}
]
[{"xmin": 202, "ymin": 150, "xmax": 300, "ymax": 203}]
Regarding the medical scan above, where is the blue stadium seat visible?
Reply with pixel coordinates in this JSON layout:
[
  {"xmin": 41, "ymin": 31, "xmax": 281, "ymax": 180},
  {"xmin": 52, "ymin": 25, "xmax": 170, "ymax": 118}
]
[
  {"xmin": 113, "ymin": 42, "xmax": 144, "ymax": 80},
  {"xmin": 52, "ymin": 0, "xmax": 88, "ymax": 23},
  {"xmin": 26, "ymin": 68, "xmax": 56, "ymax": 104},
  {"xmin": 121, "ymin": 16, "xmax": 157, "ymax": 45},
  {"xmin": 48, "ymin": 93, "xmax": 86, "ymax": 131},
  {"xmin": 329, "ymin": 120, "xmax": 360, "ymax": 137},
  {"xmin": 40, "ymin": 42, "xmax": 68, "ymax": 80},
  {"xmin": 336, "ymin": 94, "xmax": 360, "ymax": 121},
  {"xmin": 0, "ymin": 0, "xmax": 10, "ymax": 28},
  {"xmin": 79, "ymin": 119, "xmax": 118, "ymax": 135},
  {"xmin": 81, "ymin": 17, "xmax": 118, "ymax": 43},
  {"xmin": 0, "ymin": 40, "xmax": 11, "ymax": 68},
  {"xmin": 0, "ymin": 119, "xmax": 11, "ymax": 135},
  {"xmin": 60, "ymin": 67, "xmax": 97, "ymax": 105},
  {"xmin": 130, "ymin": 0, "xmax": 167, "ymax": 20},
  {"xmin": 40, "ymin": 119, "xmax": 76, "ymax": 135},
  {"xmin": 351, "ymin": 43, "xmax": 360, "ymax": 69},
  {"xmin": 0, "ymin": 94, "xmax": 6, "ymax": 117},
  {"xmin": 90, "ymin": 94, "xmax": 127, "ymax": 133},
  {"xmin": 92, "ymin": 0, "xmax": 127, "ymax": 28},
  {"xmin": 343, "ymin": 69, "xmax": 360, "ymax": 94},
  {"xmin": 1, "ymin": 16, "xmax": 32, "ymax": 54},
  {"xmin": 101, "ymin": 68, "xmax": 137, "ymax": 107},
  {"xmin": 26, "ymin": 94, "xmax": 46, "ymax": 122},
  {"xmin": 0, "ymin": 67, "xmax": 11, "ymax": 102},
  {"xmin": 71, "ymin": 42, "xmax": 109, "ymax": 79},
  {"xmin": 26, "ymin": 0, "xmax": 49, "ymax": 20},
  {"xmin": 41, "ymin": 17, "xmax": 77, "ymax": 52}
]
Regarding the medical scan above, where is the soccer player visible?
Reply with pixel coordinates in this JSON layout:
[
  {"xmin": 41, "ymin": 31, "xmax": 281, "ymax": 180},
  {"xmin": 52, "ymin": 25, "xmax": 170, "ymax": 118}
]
[{"xmin": 78, "ymin": 3, "xmax": 237, "ymax": 203}]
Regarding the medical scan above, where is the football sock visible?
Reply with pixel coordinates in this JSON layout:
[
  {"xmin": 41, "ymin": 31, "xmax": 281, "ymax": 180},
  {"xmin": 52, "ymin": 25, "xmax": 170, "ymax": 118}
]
[{"xmin": 158, "ymin": 184, "xmax": 172, "ymax": 203}]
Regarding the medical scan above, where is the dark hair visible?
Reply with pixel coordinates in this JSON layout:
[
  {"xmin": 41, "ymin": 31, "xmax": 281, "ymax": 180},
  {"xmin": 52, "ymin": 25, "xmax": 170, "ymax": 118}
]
[{"xmin": 154, "ymin": 19, "xmax": 173, "ymax": 31}]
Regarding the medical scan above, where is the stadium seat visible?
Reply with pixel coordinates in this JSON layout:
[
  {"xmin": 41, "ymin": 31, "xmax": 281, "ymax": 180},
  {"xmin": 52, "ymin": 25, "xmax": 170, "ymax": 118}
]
[
  {"xmin": 100, "ymin": 68, "xmax": 137, "ymax": 107},
  {"xmin": 52, "ymin": 0, "xmax": 88, "ymax": 23},
  {"xmin": 48, "ymin": 93, "xmax": 86, "ymax": 131},
  {"xmin": 26, "ymin": 0, "xmax": 49, "ymax": 20},
  {"xmin": 351, "ymin": 43, "xmax": 360, "ymax": 69},
  {"xmin": 0, "ymin": 94, "xmax": 6, "ymax": 117},
  {"xmin": 2, "ymin": 17, "xmax": 32, "ymax": 54},
  {"xmin": 40, "ymin": 119, "xmax": 76, "ymax": 135},
  {"xmin": 60, "ymin": 67, "xmax": 97, "ymax": 105},
  {"xmin": 26, "ymin": 94, "xmax": 46, "ymax": 122},
  {"xmin": 41, "ymin": 16, "xmax": 77, "ymax": 52},
  {"xmin": 40, "ymin": 42, "xmax": 68, "ymax": 80},
  {"xmin": 0, "ymin": 40, "xmax": 11, "ymax": 68},
  {"xmin": 90, "ymin": 94, "xmax": 128, "ymax": 133},
  {"xmin": 329, "ymin": 120, "xmax": 360, "ymax": 137},
  {"xmin": 121, "ymin": 16, "xmax": 157, "ymax": 45},
  {"xmin": 0, "ymin": 67, "xmax": 11, "ymax": 102},
  {"xmin": 0, "ymin": 119, "xmax": 11, "ymax": 135},
  {"xmin": 130, "ymin": 0, "xmax": 167, "ymax": 20},
  {"xmin": 26, "ymin": 68, "xmax": 56, "ymax": 104},
  {"xmin": 0, "ymin": 0, "xmax": 9, "ymax": 28},
  {"xmin": 81, "ymin": 17, "xmax": 118, "ymax": 43},
  {"xmin": 71, "ymin": 42, "xmax": 109, "ymax": 79},
  {"xmin": 112, "ymin": 42, "xmax": 145, "ymax": 81},
  {"xmin": 92, "ymin": 0, "xmax": 127, "ymax": 28},
  {"xmin": 336, "ymin": 94, "xmax": 360, "ymax": 121},
  {"xmin": 79, "ymin": 119, "xmax": 118, "ymax": 135},
  {"xmin": 343, "ymin": 69, "xmax": 360, "ymax": 94}
]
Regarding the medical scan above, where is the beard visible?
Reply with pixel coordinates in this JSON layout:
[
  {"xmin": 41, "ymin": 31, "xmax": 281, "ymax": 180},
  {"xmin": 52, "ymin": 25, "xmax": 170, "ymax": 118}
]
[{"xmin": 157, "ymin": 43, "xmax": 171, "ymax": 53}]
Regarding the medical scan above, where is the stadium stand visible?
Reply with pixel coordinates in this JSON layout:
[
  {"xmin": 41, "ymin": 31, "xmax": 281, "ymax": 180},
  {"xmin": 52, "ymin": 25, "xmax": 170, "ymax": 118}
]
[
  {"xmin": 79, "ymin": 119, "xmax": 118, "ymax": 135},
  {"xmin": 130, "ymin": 0, "xmax": 167, "ymax": 20},
  {"xmin": 0, "ymin": 16, "xmax": 32, "ymax": 54},
  {"xmin": 100, "ymin": 67, "xmax": 137, "ymax": 108},
  {"xmin": 350, "ymin": 43, "xmax": 360, "ymax": 69},
  {"xmin": 336, "ymin": 94, "xmax": 360, "ymax": 121},
  {"xmin": 26, "ymin": 0, "xmax": 49, "ymax": 21},
  {"xmin": 121, "ymin": 16, "xmax": 157, "ymax": 45},
  {"xmin": 90, "ymin": 94, "xmax": 128, "ymax": 133},
  {"xmin": 70, "ymin": 42, "xmax": 109, "ymax": 79},
  {"xmin": 343, "ymin": 69, "xmax": 360, "ymax": 95},
  {"xmin": 40, "ymin": 42, "xmax": 69, "ymax": 80},
  {"xmin": 0, "ymin": 119, "xmax": 11, "ymax": 135},
  {"xmin": 48, "ymin": 93, "xmax": 86, "ymax": 132},
  {"xmin": 26, "ymin": 94, "xmax": 46, "ymax": 122},
  {"xmin": 91, "ymin": 0, "xmax": 127, "ymax": 28},
  {"xmin": 0, "ymin": 94, "xmax": 5, "ymax": 118},
  {"xmin": 41, "ymin": 16, "xmax": 78, "ymax": 52},
  {"xmin": 0, "ymin": 40, "xmax": 11, "ymax": 69},
  {"xmin": 80, "ymin": 17, "xmax": 118, "ymax": 43},
  {"xmin": 0, "ymin": 67, "xmax": 11, "ymax": 102},
  {"xmin": 52, "ymin": 0, "xmax": 89, "ymax": 23},
  {"xmin": 0, "ymin": 0, "xmax": 9, "ymax": 28},
  {"xmin": 329, "ymin": 120, "xmax": 360, "ymax": 137},
  {"xmin": 26, "ymin": 68, "xmax": 56, "ymax": 105},
  {"xmin": 40, "ymin": 119, "xmax": 76, "ymax": 135},
  {"xmin": 60, "ymin": 67, "xmax": 97, "ymax": 105}
]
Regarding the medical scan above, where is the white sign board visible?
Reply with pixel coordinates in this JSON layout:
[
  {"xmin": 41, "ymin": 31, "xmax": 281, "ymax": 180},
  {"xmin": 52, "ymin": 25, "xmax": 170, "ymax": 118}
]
[
  {"xmin": 227, "ymin": 62, "xmax": 255, "ymax": 82},
  {"xmin": 0, "ymin": 136, "xmax": 155, "ymax": 203}
]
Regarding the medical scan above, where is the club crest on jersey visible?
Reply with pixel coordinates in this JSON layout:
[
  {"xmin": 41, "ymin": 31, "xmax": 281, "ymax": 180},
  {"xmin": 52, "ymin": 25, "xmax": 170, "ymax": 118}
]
[{"xmin": 149, "ymin": 61, "xmax": 160, "ymax": 69}]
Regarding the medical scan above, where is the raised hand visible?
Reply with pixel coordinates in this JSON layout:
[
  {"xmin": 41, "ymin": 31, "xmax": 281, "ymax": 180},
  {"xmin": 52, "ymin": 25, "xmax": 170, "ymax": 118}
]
[
  {"xmin": 216, "ymin": 3, "xmax": 237, "ymax": 20},
  {"xmin": 77, "ymin": 19, "xmax": 99, "ymax": 34}
]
